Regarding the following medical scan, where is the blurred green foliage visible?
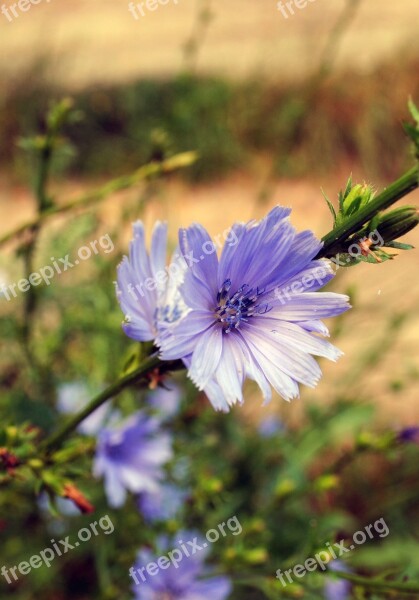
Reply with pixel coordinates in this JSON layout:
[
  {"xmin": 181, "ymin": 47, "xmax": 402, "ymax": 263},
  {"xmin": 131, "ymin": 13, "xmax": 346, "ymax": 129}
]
[{"xmin": 2, "ymin": 56, "xmax": 419, "ymax": 183}]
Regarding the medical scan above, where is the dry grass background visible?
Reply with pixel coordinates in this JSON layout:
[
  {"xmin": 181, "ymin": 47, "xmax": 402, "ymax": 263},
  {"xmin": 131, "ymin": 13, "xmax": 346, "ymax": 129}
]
[{"xmin": 0, "ymin": 0, "xmax": 418, "ymax": 87}]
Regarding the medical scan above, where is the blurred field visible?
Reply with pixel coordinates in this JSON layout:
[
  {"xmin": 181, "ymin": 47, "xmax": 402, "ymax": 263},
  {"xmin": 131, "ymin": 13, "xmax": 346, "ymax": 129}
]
[{"xmin": 1, "ymin": 0, "xmax": 418, "ymax": 86}]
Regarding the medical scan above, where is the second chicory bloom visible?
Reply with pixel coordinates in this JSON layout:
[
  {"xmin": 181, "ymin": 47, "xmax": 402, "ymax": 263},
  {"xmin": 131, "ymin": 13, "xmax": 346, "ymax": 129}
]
[
  {"xmin": 258, "ymin": 415, "xmax": 284, "ymax": 438},
  {"xmin": 325, "ymin": 561, "xmax": 352, "ymax": 600},
  {"xmin": 93, "ymin": 412, "xmax": 172, "ymax": 508},
  {"xmin": 147, "ymin": 383, "xmax": 182, "ymax": 420},
  {"xmin": 131, "ymin": 534, "xmax": 231, "ymax": 600},
  {"xmin": 116, "ymin": 221, "xmax": 187, "ymax": 343},
  {"xmin": 137, "ymin": 483, "xmax": 188, "ymax": 523},
  {"xmin": 57, "ymin": 381, "xmax": 111, "ymax": 436}
]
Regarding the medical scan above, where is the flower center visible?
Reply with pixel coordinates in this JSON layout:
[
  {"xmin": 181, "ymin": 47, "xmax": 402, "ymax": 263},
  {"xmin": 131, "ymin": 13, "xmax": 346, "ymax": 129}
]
[
  {"xmin": 215, "ymin": 279, "xmax": 270, "ymax": 333},
  {"xmin": 155, "ymin": 593, "xmax": 174, "ymax": 600}
]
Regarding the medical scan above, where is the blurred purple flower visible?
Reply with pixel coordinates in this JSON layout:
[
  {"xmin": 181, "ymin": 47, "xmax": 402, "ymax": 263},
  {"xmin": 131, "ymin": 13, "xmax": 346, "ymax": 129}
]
[
  {"xmin": 93, "ymin": 412, "xmax": 172, "ymax": 508},
  {"xmin": 137, "ymin": 483, "xmax": 188, "ymax": 523},
  {"xmin": 131, "ymin": 533, "xmax": 231, "ymax": 600},
  {"xmin": 160, "ymin": 207, "xmax": 350, "ymax": 411},
  {"xmin": 57, "ymin": 381, "xmax": 110, "ymax": 435},
  {"xmin": 38, "ymin": 491, "xmax": 80, "ymax": 518},
  {"xmin": 325, "ymin": 560, "xmax": 351, "ymax": 600},
  {"xmin": 116, "ymin": 221, "xmax": 187, "ymax": 342},
  {"xmin": 258, "ymin": 415, "xmax": 284, "ymax": 438},
  {"xmin": 398, "ymin": 426, "xmax": 419, "ymax": 444},
  {"xmin": 147, "ymin": 383, "xmax": 182, "ymax": 420}
]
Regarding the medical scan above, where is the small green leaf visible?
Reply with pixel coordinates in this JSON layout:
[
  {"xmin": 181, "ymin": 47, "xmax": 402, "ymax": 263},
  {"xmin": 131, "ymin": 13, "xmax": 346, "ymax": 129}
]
[
  {"xmin": 321, "ymin": 189, "xmax": 337, "ymax": 224},
  {"xmin": 385, "ymin": 241, "xmax": 415, "ymax": 250}
]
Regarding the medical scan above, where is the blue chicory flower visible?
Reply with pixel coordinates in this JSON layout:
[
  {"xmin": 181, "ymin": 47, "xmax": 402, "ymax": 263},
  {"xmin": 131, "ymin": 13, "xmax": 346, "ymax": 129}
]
[
  {"xmin": 147, "ymin": 383, "xmax": 182, "ymax": 420},
  {"xmin": 131, "ymin": 533, "xmax": 231, "ymax": 600},
  {"xmin": 159, "ymin": 206, "xmax": 351, "ymax": 411},
  {"xmin": 116, "ymin": 221, "xmax": 187, "ymax": 343},
  {"xmin": 325, "ymin": 560, "xmax": 352, "ymax": 600},
  {"xmin": 398, "ymin": 426, "xmax": 419, "ymax": 444},
  {"xmin": 258, "ymin": 414, "xmax": 284, "ymax": 438},
  {"xmin": 93, "ymin": 412, "xmax": 172, "ymax": 508},
  {"xmin": 57, "ymin": 381, "xmax": 111, "ymax": 435},
  {"xmin": 137, "ymin": 483, "xmax": 188, "ymax": 523}
]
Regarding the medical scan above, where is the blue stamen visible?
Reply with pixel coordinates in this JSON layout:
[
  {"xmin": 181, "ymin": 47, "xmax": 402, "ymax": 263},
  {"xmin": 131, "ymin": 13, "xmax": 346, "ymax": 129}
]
[{"xmin": 215, "ymin": 279, "xmax": 268, "ymax": 333}]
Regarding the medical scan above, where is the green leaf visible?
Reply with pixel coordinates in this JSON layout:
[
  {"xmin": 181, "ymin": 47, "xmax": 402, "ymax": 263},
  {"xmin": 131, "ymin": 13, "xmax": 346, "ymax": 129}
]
[
  {"xmin": 321, "ymin": 189, "xmax": 337, "ymax": 224},
  {"xmin": 385, "ymin": 241, "xmax": 415, "ymax": 250},
  {"xmin": 408, "ymin": 96, "xmax": 419, "ymax": 125}
]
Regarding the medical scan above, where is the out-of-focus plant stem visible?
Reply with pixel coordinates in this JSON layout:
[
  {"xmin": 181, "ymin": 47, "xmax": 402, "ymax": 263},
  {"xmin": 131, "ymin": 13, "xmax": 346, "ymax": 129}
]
[
  {"xmin": 42, "ymin": 355, "xmax": 183, "ymax": 454},
  {"xmin": 331, "ymin": 570, "xmax": 419, "ymax": 595},
  {"xmin": 20, "ymin": 130, "xmax": 54, "ymax": 395},
  {"xmin": 0, "ymin": 151, "xmax": 198, "ymax": 249}
]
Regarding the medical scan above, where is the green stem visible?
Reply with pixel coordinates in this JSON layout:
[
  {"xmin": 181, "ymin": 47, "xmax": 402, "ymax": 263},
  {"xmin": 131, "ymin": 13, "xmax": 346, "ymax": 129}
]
[
  {"xmin": 0, "ymin": 152, "xmax": 197, "ymax": 248},
  {"xmin": 21, "ymin": 133, "xmax": 55, "ymax": 396},
  {"xmin": 317, "ymin": 165, "xmax": 419, "ymax": 258},
  {"xmin": 42, "ymin": 355, "xmax": 183, "ymax": 454},
  {"xmin": 331, "ymin": 569, "xmax": 419, "ymax": 595}
]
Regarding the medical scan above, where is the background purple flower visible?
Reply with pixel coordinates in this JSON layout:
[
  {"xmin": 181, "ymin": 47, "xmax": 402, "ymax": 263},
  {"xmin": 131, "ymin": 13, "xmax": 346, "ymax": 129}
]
[
  {"xmin": 325, "ymin": 560, "xmax": 352, "ymax": 600},
  {"xmin": 131, "ymin": 533, "xmax": 231, "ymax": 600},
  {"xmin": 57, "ymin": 381, "xmax": 111, "ymax": 435},
  {"xmin": 147, "ymin": 382, "xmax": 182, "ymax": 420},
  {"xmin": 398, "ymin": 426, "xmax": 419, "ymax": 444},
  {"xmin": 93, "ymin": 412, "xmax": 172, "ymax": 508},
  {"xmin": 137, "ymin": 483, "xmax": 188, "ymax": 523},
  {"xmin": 258, "ymin": 414, "xmax": 284, "ymax": 438},
  {"xmin": 160, "ymin": 206, "xmax": 350, "ymax": 411}
]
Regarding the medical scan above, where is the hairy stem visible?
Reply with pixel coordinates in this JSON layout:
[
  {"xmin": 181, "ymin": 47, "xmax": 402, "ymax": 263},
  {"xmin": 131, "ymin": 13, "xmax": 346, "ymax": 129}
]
[
  {"xmin": 317, "ymin": 165, "xmax": 419, "ymax": 258},
  {"xmin": 0, "ymin": 152, "xmax": 197, "ymax": 249}
]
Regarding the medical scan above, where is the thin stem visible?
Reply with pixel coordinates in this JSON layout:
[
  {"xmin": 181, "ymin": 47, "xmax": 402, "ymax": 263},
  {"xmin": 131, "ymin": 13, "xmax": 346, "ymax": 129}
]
[
  {"xmin": 317, "ymin": 165, "xmax": 419, "ymax": 258},
  {"xmin": 315, "ymin": 0, "xmax": 362, "ymax": 82},
  {"xmin": 0, "ymin": 152, "xmax": 197, "ymax": 248},
  {"xmin": 331, "ymin": 569, "xmax": 419, "ymax": 595},
  {"xmin": 42, "ymin": 355, "xmax": 183, "ymax": 454},
  {"xmin": 20, "ymin": 133, "xmax": 55, "ymax": 398}
]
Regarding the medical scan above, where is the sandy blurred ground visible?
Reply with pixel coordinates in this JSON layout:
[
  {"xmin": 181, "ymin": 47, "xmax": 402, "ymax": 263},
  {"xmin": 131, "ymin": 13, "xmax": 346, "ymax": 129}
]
[{"xmin": 0, "ymin": 0, "xmax": 418, "ymax": 88}]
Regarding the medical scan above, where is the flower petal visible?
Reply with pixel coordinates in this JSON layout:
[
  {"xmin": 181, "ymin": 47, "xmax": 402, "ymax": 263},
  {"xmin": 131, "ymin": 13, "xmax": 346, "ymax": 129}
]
[{"xmin": 189, "ymin": 326, "xmax": 223, "ymax": 389}]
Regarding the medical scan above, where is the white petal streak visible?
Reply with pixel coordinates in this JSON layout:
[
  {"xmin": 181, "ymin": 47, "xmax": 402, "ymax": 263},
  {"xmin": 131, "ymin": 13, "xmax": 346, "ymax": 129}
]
[
  {"xmin": 259, "ymin": 319, "xmax": 343, "ymax": 361},
  {"xmin": 189, "ymin": 326, "xmax": 223, "ymax": 390},
  {"xmin": 273, "ymin": 292, "xmax": 350, "ymax": 321},
  {"xmin": 244, "ymin": 325, "xmax": 322, "ymax": 389},
  {"xmin": 213, "ymin": 336, "xmax": 244, "ymax": 407}
]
